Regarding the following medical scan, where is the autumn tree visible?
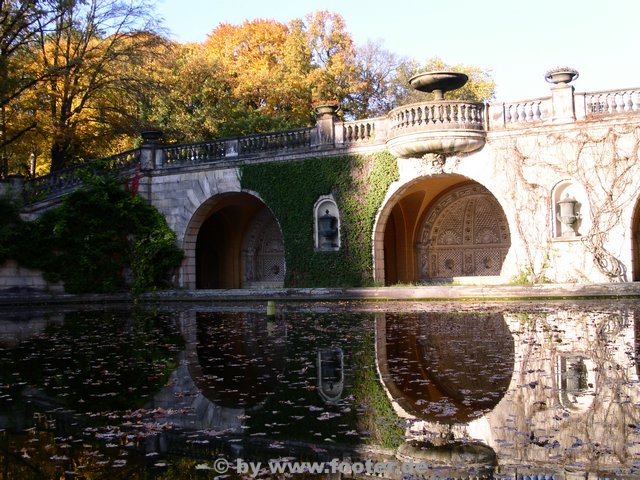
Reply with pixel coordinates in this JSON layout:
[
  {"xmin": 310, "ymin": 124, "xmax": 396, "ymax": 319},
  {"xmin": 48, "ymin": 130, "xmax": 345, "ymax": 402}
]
[
  {"xmin": 0, "ymin": 0, "xmax": 60, "ymax": 176},
  {"xmin": 303, "ymin": 10, "xmax": 359, "ymax": 107},
  {"xmin": 34, "ymin": 0, "xmax": 167, "ymax": 172},
  {"xmin": 201, "ymin": 18, "xmax": 313, "ymax": 136}
]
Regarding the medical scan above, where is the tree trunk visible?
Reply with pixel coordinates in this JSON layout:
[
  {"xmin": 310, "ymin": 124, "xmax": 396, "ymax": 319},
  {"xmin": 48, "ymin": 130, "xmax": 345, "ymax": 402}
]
[{"xmin": 50, "ymin": 139, "xmax": 71, "ymax": 172}]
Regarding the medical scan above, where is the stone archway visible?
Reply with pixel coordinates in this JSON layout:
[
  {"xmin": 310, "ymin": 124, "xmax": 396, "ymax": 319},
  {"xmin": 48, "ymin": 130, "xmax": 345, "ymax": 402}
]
[
  {"xmin": 191, "ymin": 193, "xmax": 285, "ymax": 289},
  {"xmin": 417, "ymin": 183, "xmax": 510, "ymax": 280}
]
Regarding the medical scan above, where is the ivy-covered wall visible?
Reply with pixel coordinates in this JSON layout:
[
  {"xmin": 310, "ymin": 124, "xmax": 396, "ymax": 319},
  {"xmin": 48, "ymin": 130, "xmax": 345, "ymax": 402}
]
[{"xmin": 240, "ymin": 151, "xmax": 398, "ymax": 287}]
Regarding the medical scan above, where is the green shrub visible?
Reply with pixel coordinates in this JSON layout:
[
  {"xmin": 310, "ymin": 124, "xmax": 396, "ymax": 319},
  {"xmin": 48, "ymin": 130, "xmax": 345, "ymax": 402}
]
[{"xmin": 6, "ymin": 174, "xmax": 183, "ymax": 294}]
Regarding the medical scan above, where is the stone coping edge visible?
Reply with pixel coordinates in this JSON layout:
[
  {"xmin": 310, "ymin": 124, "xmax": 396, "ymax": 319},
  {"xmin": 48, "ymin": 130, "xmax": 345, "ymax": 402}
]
[{"xmin": 1, "ymin": 283, "xmax": 640, "ymax": 306}]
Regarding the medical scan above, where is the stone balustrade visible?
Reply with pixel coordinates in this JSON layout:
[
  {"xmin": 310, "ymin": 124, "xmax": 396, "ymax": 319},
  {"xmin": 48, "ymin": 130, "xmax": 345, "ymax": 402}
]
[
  {"xmin": 22, "ymin": 149, "xmax": 139, "ymax": 204},
  {"xmin": 388, "ymin": 101, "xmax": 485, "ymax": 132},
  {"xmin": 487, "ymin": 97, "xmax": 551, "ymax": 129},
  {"xmin": 163, "ymin": 140, "xmax": 226, "ymax": 166},
  {"xmin": 341, "ymin": 118, "xmax": 383, "ymax": 144},
  {"xmin": 238, "ymin": 127, "xmax": 313, "ymax": 155},
  {"xmin": 14, "ymin": 85, "xmax": 640, "ymax": 205},
  {"xmin": 584, "ymin": 89, "xmax": 640, "ymax": 116},
  {"xmin": 386, "ymin": 101, "xmax": 486, "ymax": 157}
]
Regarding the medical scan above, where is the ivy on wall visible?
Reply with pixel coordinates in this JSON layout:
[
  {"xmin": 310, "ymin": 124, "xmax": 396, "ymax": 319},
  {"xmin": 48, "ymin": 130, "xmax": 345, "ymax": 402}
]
[{"xmin": 240, "ymin": 151, "xmax": 398, "ymax": 287}]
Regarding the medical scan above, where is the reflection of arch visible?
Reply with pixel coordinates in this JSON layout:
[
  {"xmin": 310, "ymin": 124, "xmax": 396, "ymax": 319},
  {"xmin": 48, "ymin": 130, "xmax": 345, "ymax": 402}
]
[
  {"xmin": 189, "ymin": 192, "xmax": 285, "ymax": 289},
  {"xmin": 192, "ymin": 311, "xmax": 287, "ymax": 410},
  {"xmin": 418, "ymin": 183, "xmax": 510, "ymax": 280},
  {"xmin": 377, "ymin": 311, "xmax": 514, "ymax": 424}
]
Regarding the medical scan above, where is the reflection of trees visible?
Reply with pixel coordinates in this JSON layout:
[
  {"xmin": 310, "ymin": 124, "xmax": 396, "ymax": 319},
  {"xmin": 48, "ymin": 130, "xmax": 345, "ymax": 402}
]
[{"xmin": 0, "ymin": 310, "xmax": 183, "ymax": 412}]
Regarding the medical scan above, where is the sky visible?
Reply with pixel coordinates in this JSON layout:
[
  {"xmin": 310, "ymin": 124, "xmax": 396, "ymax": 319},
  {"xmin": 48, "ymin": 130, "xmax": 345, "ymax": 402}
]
[{"xmin": 155, "ymin": 0, "xmax": 640, "ymax": 102}]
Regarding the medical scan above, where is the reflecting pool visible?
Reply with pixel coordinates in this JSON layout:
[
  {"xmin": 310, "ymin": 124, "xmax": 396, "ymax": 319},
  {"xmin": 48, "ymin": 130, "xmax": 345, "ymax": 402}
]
[{"xmin": 0, "ymin": 301, "xmax": 639, "ymax": 479}]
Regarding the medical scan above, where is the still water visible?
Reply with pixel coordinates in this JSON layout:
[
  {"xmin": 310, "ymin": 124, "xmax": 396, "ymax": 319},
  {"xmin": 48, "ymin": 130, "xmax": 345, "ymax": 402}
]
[{"xmin": 0, "ymin": 301, "xmax": 639, "ymax": 479}]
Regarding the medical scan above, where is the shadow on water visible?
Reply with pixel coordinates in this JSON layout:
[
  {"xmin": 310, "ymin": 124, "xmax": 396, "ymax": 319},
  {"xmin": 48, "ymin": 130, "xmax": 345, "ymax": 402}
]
[{"xmin": 0, "ymin": 301, "xmax": 639, "ymax": 478}]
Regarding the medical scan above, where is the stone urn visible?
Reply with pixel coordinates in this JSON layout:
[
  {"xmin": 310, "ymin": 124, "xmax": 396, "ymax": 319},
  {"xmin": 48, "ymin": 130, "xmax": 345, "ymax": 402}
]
[
  {"xmin": 409, "ymin": 71, "xmax": 469, "ymax": 100},
  {"xmin": 313, "ymin": 101, "xmax": 340, "ymax": 117},
  {"xmin": 140, "ymin": 128, "xmax": 163, "ymax": 145},
  {"xmin": 545, "ymin": 67, "xmax": 579, "ymax": 85},
  {"xmin": 556, "ymin": 193, "xmax": 580, "ymax": 237}
]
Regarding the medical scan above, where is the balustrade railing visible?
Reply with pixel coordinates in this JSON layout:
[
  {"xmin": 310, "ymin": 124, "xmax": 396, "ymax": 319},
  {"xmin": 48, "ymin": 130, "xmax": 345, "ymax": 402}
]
[
  {"xmin": 388, "ymin": 101, "xmax": 485, "ymax": 133},
  {"xmin": 503, "ymin": 98, "xmax": 548, "ymax": 124},
  {"xmin": 163, "ymin": 140, "xmax": 226, "ymax": 166},
  {"xmin": 342, "ymin": 119, "xmax": 381, "ymax": 144},
  {"xmin": 585, "ymin": 89, "xmax": 640, "ymax": 116},
  {"xmin": 18, "ymin": 86, "xmax": 640, "ymax": 205},
  {"xmin": 23, "ymin": 149, "xmax": 140, "ymax": 204},
  {"xmin": 239, "ymin": 128, "xmax": 313, "ymax": 155},
  {"xmin": 486, "ymin": 98, "xmax": 550, "ymax": 130}
]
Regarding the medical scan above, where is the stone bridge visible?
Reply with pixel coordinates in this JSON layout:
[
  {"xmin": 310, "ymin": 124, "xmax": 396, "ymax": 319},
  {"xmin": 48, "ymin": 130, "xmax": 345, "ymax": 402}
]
[{"xmin": 9, "ymin": 72, "xmax": 640, "ymax": 289}]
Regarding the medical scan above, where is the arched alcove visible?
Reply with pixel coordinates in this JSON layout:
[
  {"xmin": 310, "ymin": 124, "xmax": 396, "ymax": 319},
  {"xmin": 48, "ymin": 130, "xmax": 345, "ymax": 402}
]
[
  {"xmin": 417, "ymin": 183, "xmax": 510, "ymax": 280},
  {"xmin": 375, "ymin": 177, "xmax": 511, "ymax": 285},
  {"xmin": 313, "ymin": 196, "xmax": 341, "ymax": 251},
  {"xmin": 552, "ymin": 180, "xmax": 586, "ymax": 239},
  {"xmin": 187, "ymin": 192, "xmax": 285, "ymax": 289}
]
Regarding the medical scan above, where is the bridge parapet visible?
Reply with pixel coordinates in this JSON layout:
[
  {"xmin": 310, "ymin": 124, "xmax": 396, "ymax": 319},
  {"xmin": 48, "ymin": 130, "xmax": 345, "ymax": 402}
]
[{"xmin": 22, "ymin": 149, "xmax": 139, "ymax": 205}]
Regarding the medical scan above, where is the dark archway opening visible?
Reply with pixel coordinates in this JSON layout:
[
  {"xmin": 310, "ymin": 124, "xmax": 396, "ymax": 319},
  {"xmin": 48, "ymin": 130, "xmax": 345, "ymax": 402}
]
[{"xmin": 195, "ymin": 194, "xmax": 285, "ymax": 289}]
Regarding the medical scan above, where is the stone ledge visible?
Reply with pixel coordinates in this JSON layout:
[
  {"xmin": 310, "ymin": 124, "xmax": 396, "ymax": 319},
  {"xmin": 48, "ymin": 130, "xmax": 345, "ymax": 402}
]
[{"xmin": 2, "ymin": 283, "xmax": 640, "ymax": 307}]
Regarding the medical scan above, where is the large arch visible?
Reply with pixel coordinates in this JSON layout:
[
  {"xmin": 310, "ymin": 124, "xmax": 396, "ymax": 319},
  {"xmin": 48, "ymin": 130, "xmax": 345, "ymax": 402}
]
[
  {"xmin": 183, "ymin": 192, "xmax": 285, "ymax": 289},
  {"xmin": 374, "ymin": 176, "xmax": 511, "ymax": 285}
]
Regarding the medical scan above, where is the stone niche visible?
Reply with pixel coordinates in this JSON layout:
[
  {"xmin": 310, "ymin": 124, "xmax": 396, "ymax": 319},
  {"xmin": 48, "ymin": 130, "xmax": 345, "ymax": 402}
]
[
  {"xmin": 314, "ymin": 196, "xmax": 341, "ymax": 251},
  {"xmin": 552, "ymin": 181, "xmax": 586, "ymax": 239}
]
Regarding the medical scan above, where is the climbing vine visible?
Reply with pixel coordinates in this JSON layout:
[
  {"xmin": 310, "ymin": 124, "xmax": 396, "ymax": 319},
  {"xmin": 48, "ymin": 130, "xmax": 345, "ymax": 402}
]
[
  {"xmin": 240, "ymin": 151, "xmax": 398, "ymax": 287},
  {"xmin": 499, "ymin": 123, "xmax": 640, "ymax": 283}
]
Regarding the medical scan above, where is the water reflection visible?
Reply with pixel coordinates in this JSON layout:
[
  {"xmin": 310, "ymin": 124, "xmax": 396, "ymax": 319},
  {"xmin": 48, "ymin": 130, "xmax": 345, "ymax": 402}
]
[
  {"xmin": 378, "ymin": 312, "xmax": 514, "ymax": 423},
  {"xmin": 192, "ymin": 311, "xmax": 287, "ymax": 409},
  {"xmin": 317, "ymin": 347, "xmax": 344, "ymax": 404},
  {"xmin": 377, "ymin": 307, "xmax": 640, "ymax": 476},
  {"xmin": 0, "ymin": 303, "xmax": 639, "ymax": 478}
]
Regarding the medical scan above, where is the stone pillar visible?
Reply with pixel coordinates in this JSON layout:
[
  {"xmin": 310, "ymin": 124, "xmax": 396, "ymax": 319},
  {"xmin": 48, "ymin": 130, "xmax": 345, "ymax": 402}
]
[
  {"xmin": 313, "ymin": 103, "xmax": 340, "ymax": 146},
  {"xmin": 139, "ymin": 129, "xmax": 162, "ymax": 202},
  {"xmin": 140, "ymin": 129, "xmax": 163, "ymax": 169},
  {"xmin": 551, "ymin": 84, "xmax": 576, "ymax": 123},
  {"xmin": 545, "ymin": 68, "xmax": 579, "ymax": 123}
]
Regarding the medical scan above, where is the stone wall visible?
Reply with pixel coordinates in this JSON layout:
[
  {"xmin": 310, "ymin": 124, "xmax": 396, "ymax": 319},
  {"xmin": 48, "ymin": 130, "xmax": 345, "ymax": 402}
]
[{"xmin": 0, "ymin": 259, "xmax": 63, "ymax": 293}]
